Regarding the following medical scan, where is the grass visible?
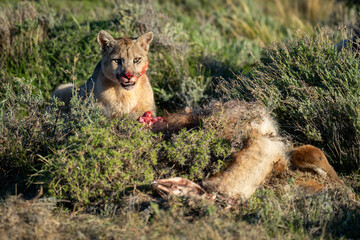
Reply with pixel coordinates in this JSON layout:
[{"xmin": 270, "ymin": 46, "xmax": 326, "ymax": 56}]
[{"xmin": 0, "ymin": 0, "xmax": 360, "ymax": 239}]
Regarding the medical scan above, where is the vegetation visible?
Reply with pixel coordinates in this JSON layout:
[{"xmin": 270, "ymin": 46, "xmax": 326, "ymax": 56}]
[
  {"xmin": 0, "ymin": 0, "xmax": 359, "ymax": 239},
  {"xmin": 219, "ymin": 31, "xmax": 360, "ymax": 172}
]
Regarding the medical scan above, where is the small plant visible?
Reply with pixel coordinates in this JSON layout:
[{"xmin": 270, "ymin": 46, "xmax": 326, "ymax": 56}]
[{"xmin": 162, "ymin": 128, "xmax": 230, "ymax": 180}]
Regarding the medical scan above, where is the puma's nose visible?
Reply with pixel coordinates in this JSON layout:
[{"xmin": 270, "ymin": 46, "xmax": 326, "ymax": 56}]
[{"xmin": 124, "ymin": 72, "xmax": 133, "ymax": 79}]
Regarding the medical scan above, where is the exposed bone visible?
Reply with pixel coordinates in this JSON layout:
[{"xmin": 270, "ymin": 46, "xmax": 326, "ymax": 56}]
[{"xmin": 151, "ymin": 177, "xmax": 216, "ymax": 201}]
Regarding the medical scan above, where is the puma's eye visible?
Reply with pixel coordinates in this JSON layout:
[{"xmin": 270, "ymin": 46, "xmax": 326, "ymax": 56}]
[
  {"xmin": 113, "ymin": 59, "xmax": 121, "ymax": 65},
  {"xmin": 133, "ymin": 57, "xmax": 141, "ymax": 63}
]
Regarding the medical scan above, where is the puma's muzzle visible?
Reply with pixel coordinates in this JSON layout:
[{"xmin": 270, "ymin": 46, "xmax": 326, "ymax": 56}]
[{"xmin": 116, "ymin": 71, "xmax": 137, "ymax": 90}]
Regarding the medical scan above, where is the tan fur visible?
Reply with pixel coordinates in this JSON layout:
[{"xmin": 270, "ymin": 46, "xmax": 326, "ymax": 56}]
[
  {"xmin": 52, "ymin": 30, "xmax": 156, "ymax": 119},
  {"xmin": 291, "ymin": 145, "xmax": 343, "ymax": 184},
  {"xmin": 200, "ymin": 108, "xmax": 288, "ymax": 200},
  {"xmin": 203, "ymin": 136, "xmax": 286, "ymax": 200}
]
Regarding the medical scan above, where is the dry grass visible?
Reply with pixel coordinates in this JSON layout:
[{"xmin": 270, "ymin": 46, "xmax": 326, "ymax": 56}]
[
  {"xmin": 0, "ymin": 195, "xmax": 269, "ymax": 240},
  {"xmin": 0, "ymin": 170, "xmax": 358, "ymax": 240},
  {"xmin": 0, "ymin": 2, "xmax": 50, "ymax": 64},
  {"xmin": 220, "ymin": 0, "xmax": 353, "ymax": 46}
]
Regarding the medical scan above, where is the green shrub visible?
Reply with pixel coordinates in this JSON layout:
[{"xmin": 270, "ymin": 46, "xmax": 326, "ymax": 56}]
[
  {"xmin": 0, "ymin": 77, "xmax": 54, "ymax": 195},
  {"xmin": 0, "ymin": 76, "xmax": 106, "ymax": 195},
  {"xmin": 42, "ymin": 121, "xmax": 230, "ymax": 208},
  {"xmin": 162, "ymin": 128, "xmax": 230, "ymax": 180},
  {"xmin": 42, "ymin": 118, "xmax": 161, "ymax": 207},
  {"xmin": 220, "ymin": 30, "xmax": 360, "ymax": 172}
]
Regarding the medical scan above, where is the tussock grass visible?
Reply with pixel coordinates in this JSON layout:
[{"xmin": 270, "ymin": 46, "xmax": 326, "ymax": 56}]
[{"xmin": 0, "ymin": 2, "xmax": 50, "ymax": 62}]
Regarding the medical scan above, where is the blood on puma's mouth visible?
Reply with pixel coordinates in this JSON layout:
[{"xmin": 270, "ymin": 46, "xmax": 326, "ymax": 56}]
[{"xmin": 120, "ymin": 80, "xmax": 136, "ymax": 90}]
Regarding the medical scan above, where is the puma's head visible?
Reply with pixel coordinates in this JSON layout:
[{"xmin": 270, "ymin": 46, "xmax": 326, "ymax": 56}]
[{"xmin": 97, "ymin": 30, "xmax": 153, "ymax": 90}]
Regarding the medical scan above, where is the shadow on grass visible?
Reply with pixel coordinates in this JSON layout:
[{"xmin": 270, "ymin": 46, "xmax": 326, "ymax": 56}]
[{"xmin": 200, "ymin": 56, "xmax": 253, "ymax": 102}]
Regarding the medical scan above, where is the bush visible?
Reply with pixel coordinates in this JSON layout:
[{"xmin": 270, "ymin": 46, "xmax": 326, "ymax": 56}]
[
  {"xmin": 0, "ymin": 76, "xmax": 106, "ymax": 196},
  {"xmin": 42, "ymin": 118, "xmax": 160, "ymax": 207},
  {"xmin": 0, "ymin": 77, "xmax": 54, "ymax": 195},
  {"xmin": 220, "ymin": 30, "xmax": 360, "ymax": 172},
  {"xmin": 42, "ymin": 119, "xmax": 230, "ymax": 208},
  {"xmin": 162, "ymin": 128, "xmax": 230, "ymax": 180}
]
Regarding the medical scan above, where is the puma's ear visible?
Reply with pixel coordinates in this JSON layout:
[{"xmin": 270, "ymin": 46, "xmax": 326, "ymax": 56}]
[
  {"xmin": 137, "ymin": 31, "xmax": 153, "ymax": 52},
  {"xmin": 97, "ymin": 30, "xmax": 115, "ymax": 51}
]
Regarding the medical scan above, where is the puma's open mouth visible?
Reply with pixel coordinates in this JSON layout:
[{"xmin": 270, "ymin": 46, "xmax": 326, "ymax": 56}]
[
  {"xmin": 120, "ymin": 82, "xmax": 136, "ymax": 90},
  {"xmin": 120, "ymin": 81, "xmax": 136, "ymax": 90}
]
